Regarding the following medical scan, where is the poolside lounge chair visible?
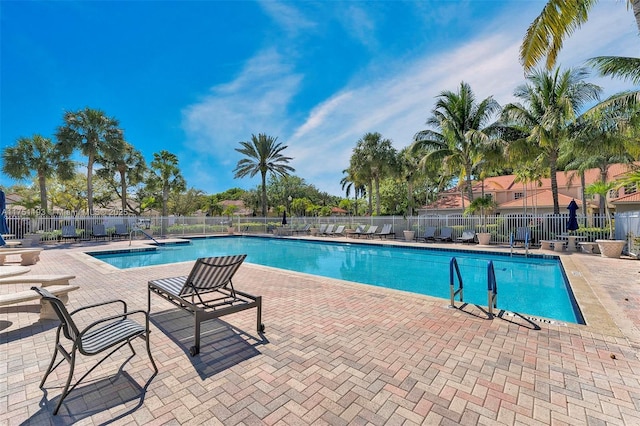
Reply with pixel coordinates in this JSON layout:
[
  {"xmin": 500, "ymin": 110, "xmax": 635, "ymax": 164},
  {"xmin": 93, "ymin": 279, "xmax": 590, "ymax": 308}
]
[
  {"xmin": 330, "ymin": 225, "xmax": 346, "ymax": 237},
  {"xmin": 456, "ymin": 230, "xmax": 476, "ymax": 244},
  {"xmin": 316, "ymin": 224, "xmax": 327, "ymax": 235},
  {"xmin": 362, "ymin": 225, "xmax": 379, "ymax": 238},
  {"xmin": 31, "ymin": 286, "xmax": 157, "ymax": 415},
  {"xmin": 292, "ymin": 224, "xmax": 311, "ymax": 235},
  {"xmin": 346, "ymin": 225, "xmax": 365, "ymax": 238},
  {"xmin": 113, "ymin": 223, "xmax": 129, "ymax": 239},
  {"xmin": 321, "ymin": 224, "xmax": 335, "ymax": 236},
  {"xmin": 513, "ymin": 227, "xmax": 530, "ymax": 245},
  {"xmin": 435, "ymin": 227, "xmax": 453, "ymax": 242},
  {"xmin": 374, "ymin": 224, "xmax": 395, "ymax": 239},
  {"xmin": 91, "ymin": 224, "xmax": 109, "ymax": 240},
  {"xmin": 148, "ymin": 254, "xmax": 263, "ymax": 356},
  {"xmin": 59, "ymin": 225, "xmax": 79, "ymax": 242},
  {"xmin": 416, "ymin": 226, "xmax": 437, "ymax": 242}
]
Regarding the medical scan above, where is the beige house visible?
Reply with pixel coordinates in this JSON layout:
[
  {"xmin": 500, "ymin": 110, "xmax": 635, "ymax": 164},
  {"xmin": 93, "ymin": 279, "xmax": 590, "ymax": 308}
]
[{"xmin": 418, "ymin": 163, "xmax": 639, "ymax": 216}]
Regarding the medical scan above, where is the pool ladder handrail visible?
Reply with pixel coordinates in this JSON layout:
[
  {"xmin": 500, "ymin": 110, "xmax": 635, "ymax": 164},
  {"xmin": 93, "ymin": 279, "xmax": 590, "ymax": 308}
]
[
  {"xmin": 449, "ymin": 257, "xmax": 463, "ymax": 308},
  {"xmin": 129, "ymin": 227, "xmax": 161, "ymax": 246},
  {"xmin": 487, "ymin": 260, "xmax": 498, "ymax": 318}
]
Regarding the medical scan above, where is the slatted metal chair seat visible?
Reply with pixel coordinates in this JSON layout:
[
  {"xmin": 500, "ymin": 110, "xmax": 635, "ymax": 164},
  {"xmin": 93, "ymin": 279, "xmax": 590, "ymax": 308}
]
[{"xmin": 31, "ymin": 287, "xmax": 157, "ymax": 415}]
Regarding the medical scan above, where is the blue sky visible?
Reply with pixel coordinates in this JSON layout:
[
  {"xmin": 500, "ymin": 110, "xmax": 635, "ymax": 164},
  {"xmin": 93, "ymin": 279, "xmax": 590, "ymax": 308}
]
[{"xmin": 1, "ymin": 1, "xmax": 637, "ymax": 197}]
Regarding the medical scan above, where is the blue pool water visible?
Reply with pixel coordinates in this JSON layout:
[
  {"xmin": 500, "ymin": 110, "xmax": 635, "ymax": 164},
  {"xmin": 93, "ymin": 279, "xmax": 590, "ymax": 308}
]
[{"xmin": 90, "ymin": 236, "xmax": 582, "ymax": 324}]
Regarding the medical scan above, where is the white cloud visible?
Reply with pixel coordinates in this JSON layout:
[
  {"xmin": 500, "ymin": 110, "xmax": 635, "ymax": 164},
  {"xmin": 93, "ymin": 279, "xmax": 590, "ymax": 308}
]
[
  {"xmin": 180, "ymin": 1, "xmax": 637, "ymax": 196},
  {"xmin": 257, "ymin": 0, "xmax": 315, "ymax": 35}
]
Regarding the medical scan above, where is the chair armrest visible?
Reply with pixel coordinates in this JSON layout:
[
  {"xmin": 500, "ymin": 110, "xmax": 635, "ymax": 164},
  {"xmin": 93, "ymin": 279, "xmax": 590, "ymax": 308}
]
[
  {"xmin": 70, "ymin": 299, "xmax": 128, "ymax": 316},
  {"xmin": 78, "ymin": 309, "xmax": 150, "ymax": 338}
]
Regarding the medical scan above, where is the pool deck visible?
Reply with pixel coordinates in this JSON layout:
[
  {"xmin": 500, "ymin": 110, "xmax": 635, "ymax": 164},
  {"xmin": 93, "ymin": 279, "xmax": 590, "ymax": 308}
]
[{"xmin": 1, "ymin": 235, "xmax": 639, "ymax": 425}]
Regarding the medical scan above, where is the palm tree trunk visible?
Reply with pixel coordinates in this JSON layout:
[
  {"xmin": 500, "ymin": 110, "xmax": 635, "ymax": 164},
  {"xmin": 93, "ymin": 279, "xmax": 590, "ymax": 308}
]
[
  {"xmin": 367, "ymin": 181, "xmax": 373, "ymax": 215},
  {"xmin": 633, "ymin": 0, "xmax": 640, "ymax": 32},
  {"xmin": 375, "ymin": 177, "xmax": 381, "ymax": 216},
  {"xmin": 580, "ymin": 173, "xmax": 587, "ymax": 226},
  {"xmin": 407, "ymin": 181, "xmax": 414, "ymax": 217},
  {"xmin": 599, "ymin": 168, "xmax": 607, "ymax": 215},
  {"xmin": 549, "ymin": 152, "xmax": 560, "ymax": 214},
  {"xmin": 87, "ymin": 154, "xmax": 94, "ymax": 215},
  {"xmin": 38, "ymin": 172, "xmax": 48, "ymax": 214},
  {"xmin": 261, "ymin": 172, "xmax": 268, "ymax": 217}
]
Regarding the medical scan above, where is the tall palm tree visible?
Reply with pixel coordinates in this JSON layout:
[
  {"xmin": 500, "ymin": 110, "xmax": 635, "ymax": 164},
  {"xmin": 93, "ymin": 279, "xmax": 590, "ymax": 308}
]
[
  {"xmin": 340, "ymin": 166, "xmax": 367, "ymax": 216},
  {"xmin": 233, "ymin": 133, "xmax": 295, "ymax": 217},
  {"xmin": 563, "ymin": 105, "xmax": 634, "ymax": 214},
  {"xmin": 352, "ymin": 132, "xmax": 396, "ymax": 216},
  {"xmin": 396, "ymin": 147, "xmax": 423, "ymax": 217},
  {"xmin": 2, "ymin": 134, "xmax": 75, "ymax": 213},
  {"xmin": 501, "ymin": 67, "xmax": 601, "ymax": 214},
  {"xmin": 412, "ymin": 81, "xmax": 500, "ymax": 202},
  {"xmin": 56, "ymin": 107, "xmax": 125, "ymax": 214},
  {"xmin": 96, "ymin": 142, "xmax": 147, "ymax": 214},
  {"xmin": 149, "ymin": 150, "xmax": 186, "ymax": 217},
  {"xmin": 521, "ymin": 0, "xmax": 640, "ymax": 72}
]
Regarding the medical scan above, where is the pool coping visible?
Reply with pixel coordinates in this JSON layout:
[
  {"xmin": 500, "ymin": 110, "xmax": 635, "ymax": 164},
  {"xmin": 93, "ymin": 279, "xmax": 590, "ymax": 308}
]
[{"xmin": 73, "ymin": 233, "xmax": 634, "ymax": 341}]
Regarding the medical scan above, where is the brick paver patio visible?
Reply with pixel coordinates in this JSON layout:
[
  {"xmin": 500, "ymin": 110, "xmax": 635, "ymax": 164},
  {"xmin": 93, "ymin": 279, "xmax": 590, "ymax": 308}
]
[{"xmin": 1, "ymin": 236, "xmax": 639, "ymax": 425}]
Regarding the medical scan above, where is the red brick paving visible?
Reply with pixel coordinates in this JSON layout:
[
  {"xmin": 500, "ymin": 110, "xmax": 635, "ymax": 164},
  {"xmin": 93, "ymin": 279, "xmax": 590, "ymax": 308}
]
[{"xmin": 1, "ymin": 237, "xmax": 639, "ymax": 425}]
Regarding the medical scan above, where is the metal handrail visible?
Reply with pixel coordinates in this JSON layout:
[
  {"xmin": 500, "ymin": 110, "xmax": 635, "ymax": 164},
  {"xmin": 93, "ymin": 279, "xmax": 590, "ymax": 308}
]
[
  {"xmin": 487, "ymin": 261, "xmax": 498, "ymax": 318},
  {"xmin": 449, "ymin": 257, "xmax": 463, "ymax": 308}
]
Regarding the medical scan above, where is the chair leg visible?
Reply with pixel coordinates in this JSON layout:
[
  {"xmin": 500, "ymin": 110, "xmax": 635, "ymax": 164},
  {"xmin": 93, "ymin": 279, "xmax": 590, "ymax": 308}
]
[
  {"xmin": 144, "ymin": 332, "xmax": 158, "ymax": 374},
  {"xmin": 53, "ymin": 349, "xmax": 77, "ymax": 415},
  {"xmin": 40, "ymin": 345, "xmax": 60, "ymax": 388}
]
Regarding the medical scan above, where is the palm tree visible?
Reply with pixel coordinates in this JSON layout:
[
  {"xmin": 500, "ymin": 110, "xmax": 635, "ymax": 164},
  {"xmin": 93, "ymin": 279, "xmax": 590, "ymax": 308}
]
[
  {"xmin": 340, "ymin": 166, "xmax": 367, "ymax": 216},
  {"xmin": 96, "ymin": 142, "xmax": 147, "ymax": 214},
  {"xmin": 2, "ymin": 134, "xmax": 75, "ymax": 213},
  {"xmin": 233, "ymin": 133, "xmax": 295, "ymax": 217},
  {"xmin": 563, "ymin": 105, "xmax": 634, "ymax": 214},
  {"xmin": 585, "ymin": 181, "xmax": 616, "ymax": 239},
  {"xmin": 521, "ymin": 0, "xmax": 640, "ymax": 72},
  {"xmin": 56, "ymin": 107, "xmax": 125, "ymax": 214},
  {"xmin": 396, "ymin": 147, "xmax": 422, "ymax": 217},
  {"xmin": 501, "ymin": 67, "xmax": 601, "ymax": 214},
  {"xmin": 149, "ymin": 150, "xmax": 186, "ymax": 217},
  {"xmin": 351, "ymin": 132, "xmax": 396, "ymax": 216},
  {"xmin": 412, "ymin": 81, "xmax": 500, "ymax": 202}
]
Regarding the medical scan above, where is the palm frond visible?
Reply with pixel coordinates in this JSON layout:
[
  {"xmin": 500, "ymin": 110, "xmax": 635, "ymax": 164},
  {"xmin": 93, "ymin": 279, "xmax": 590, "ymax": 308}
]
[{"xmin": 587, "ymin": 56, "xmax": 640, "ymax": 85}]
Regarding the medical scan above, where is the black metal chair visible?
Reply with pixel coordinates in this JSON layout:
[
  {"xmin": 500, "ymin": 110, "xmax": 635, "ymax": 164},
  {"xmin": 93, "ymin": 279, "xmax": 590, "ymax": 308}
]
[{"xmin": 31, "ymin": 287, "xmax": 158, "ymax": 415}]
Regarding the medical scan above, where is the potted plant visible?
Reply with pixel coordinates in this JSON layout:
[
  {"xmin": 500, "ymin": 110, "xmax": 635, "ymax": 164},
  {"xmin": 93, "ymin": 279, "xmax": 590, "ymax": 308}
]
[
  {"xmin": 587, "ymin": 182, "xmax": 626, "ymax": 258},
  {"xmin": 465, "ymin": 195, "xmax": 497, "ymax": 245}
]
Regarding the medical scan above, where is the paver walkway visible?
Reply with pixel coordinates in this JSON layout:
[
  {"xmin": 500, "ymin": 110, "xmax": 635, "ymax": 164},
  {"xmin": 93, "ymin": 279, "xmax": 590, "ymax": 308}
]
[{"xmin": 1, "ymin": 237, "xmax": 639, "ymax": 425}]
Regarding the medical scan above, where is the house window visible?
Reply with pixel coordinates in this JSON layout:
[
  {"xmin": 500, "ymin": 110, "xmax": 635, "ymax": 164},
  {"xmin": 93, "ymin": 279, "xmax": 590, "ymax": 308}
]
[
  {"xmin": 514, "ymin": 192, "xmax": 524, "ymax": 200},
  {"xmin": 624, "ymin": 184, "xmax": 637, "ymax": 195},
  {"xmin": 608, "ymin": 189, "xmax": 618, "ymax": 198}
]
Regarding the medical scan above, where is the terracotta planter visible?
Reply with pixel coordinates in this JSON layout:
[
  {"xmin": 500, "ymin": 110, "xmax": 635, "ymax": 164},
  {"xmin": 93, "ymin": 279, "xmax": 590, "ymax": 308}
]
[
  {"xmin": 477, "ymin": 232, "xmax": 491, "ymax": 245},
  {"xmin": 595, "ymin": 240, "xmax": 625, "ymax": 258},
  {"xmin": 227, "ymin": 227, "xmax": 235, "ymax": 235}
]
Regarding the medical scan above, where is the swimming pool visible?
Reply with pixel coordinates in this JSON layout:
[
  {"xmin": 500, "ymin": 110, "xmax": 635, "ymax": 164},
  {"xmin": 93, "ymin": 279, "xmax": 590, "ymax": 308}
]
[{"xmin": 89, "ymin": 236, "xmax": 583, "ymax": 324}]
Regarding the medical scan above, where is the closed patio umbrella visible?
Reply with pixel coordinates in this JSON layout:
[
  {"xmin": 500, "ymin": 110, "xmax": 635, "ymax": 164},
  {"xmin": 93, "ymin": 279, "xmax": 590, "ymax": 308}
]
[
  {"xmin": 0, "ymin": 189, "xmax": 9, "ymax": 234},
  {"xmin": 567, "ymin": 199, "xmax": 579, "ymax": 232},
  {"xmin": 281, "ymin": 210, "xmax": 287, "ymax": 226}
]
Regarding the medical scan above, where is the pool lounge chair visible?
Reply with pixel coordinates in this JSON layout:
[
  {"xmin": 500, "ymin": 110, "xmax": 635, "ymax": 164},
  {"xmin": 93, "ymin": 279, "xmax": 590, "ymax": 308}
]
[
  {"xmin": 59, "ymin": 225, "xmax": 79, "ymax": 242},
  {"xmin": 456, "ymin": 230, "xmax": 476, "ymax": 244},
  {"xmin": 362, "ymin": 225, "xmax": 379, "ymax": 238},
  {"xmin": 330, "ymin": 225, "xmax": 345, "ymax": 237},
  {"xmin": 32, "ymin": 286, "xmax": 157, "ymax": 415},
  {"xmin": 148, "ymin": 254, "xmax": 263, "ymax": 356},
  {"xmin": 435, "ymin": 227, "xmax": 453, "ymax": 242},
  {"xmin": 346, "ymin": 225, "xmax": 365, "ymax": 238},
  {"xmin": 91, "ymin": 224, "xmax": 109, "ymax": 240},
  {"xmin": 416, "ymin": 227, "xmax": 437, "ymax": 242},
  {"xmin": 316, "ymin": 224, "xmax": 327, "ymax": 235},
  {"xmin": 292, "ymin": 224, "xmax": 311, "ymax": 235},
  {"xmin": 113, "ymin": 223, "xmax": 129, "ymax": 239},
  {"xmin": 374, "ymin": 224, "xmax": 395, "ymax": 239},
  {"xmin": 513, "ymin": 227, "xmax": 530, "ymax": 245},
  {"xmin": 321, "ymin": 224, "xmax": 335, "ymax": 236}
]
